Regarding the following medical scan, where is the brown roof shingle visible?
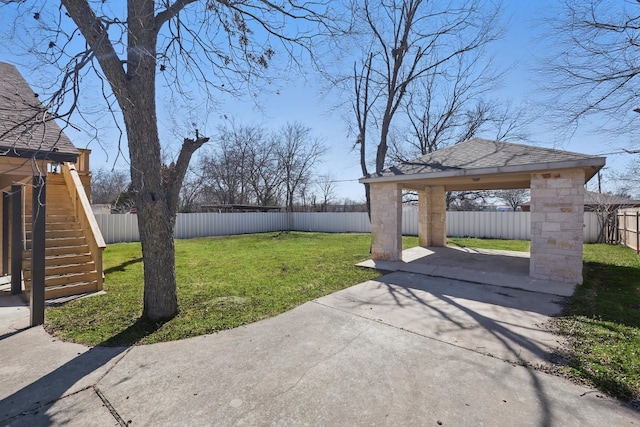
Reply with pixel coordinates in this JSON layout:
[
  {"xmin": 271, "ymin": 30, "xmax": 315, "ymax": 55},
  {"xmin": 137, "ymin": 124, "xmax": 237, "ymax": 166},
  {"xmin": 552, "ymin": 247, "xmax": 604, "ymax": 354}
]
[{"xmin": 0, "ymin": 61, "xmax": 79, "ymax": 161}]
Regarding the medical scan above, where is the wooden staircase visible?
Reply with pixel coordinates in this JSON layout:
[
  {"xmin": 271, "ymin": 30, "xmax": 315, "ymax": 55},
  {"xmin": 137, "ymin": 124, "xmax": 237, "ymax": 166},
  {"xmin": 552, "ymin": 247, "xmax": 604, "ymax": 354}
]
[{"xmin": 22, "ymin": 171, "xmax": 103, "ymax": 300}]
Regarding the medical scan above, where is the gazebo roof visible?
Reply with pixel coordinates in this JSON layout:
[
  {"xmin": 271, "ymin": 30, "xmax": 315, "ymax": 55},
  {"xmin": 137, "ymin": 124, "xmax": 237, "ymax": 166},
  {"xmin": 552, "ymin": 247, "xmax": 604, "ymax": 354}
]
[
  {"xmin": 0, "ymin": 61, "xmax": 79, "ymax": 164},
  {"xmin": 360, "ymin": 138, "xmax": 606, "ymax": 191}
]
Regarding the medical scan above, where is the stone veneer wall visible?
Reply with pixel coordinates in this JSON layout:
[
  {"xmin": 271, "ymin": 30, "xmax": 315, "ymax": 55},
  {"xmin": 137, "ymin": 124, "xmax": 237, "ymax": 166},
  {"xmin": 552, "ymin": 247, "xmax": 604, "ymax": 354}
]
[
  {"xmin": 370, "ymin": 182, "xmax": 403, "ymax": 261},
  {"xmin": 418, "ymin": 185, "xmax": 446, "ymax": 247},
  {"xmin": 530, "ymin": 168, "xmax": 585, "ymax": 284}
]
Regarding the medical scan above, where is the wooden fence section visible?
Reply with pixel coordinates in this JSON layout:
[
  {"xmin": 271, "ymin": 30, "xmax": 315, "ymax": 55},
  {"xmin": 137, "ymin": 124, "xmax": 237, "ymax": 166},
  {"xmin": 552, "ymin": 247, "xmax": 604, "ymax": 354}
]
[
  {"xmin": 95, "ymin": 211, "xmax": 601, "ymax": 244},
  {"xmin": 617, "ymin": 208, "xmax": 640, "ymax": 253}
]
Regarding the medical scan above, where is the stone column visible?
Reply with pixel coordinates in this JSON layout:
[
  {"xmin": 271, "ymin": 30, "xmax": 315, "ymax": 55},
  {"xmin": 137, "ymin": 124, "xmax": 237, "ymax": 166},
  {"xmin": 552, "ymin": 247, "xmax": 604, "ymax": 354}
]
[
  {"xmin": 530, "ymin": 169, "xmax": 585, "ymax": 284},
  {"xmin": 418, "ymin": 185, "xmax": 446, "ymax": 247},
  {"xmin": 370, "ymin": 182, "xmax": 403, "ymax": 261}
]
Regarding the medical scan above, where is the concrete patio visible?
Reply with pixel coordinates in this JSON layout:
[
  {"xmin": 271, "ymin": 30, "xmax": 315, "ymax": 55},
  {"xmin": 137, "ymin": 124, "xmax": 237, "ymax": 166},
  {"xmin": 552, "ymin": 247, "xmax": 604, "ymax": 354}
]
[{"xmin": 357, "ymin": 245, "xmax": 577, "ymax": 297}]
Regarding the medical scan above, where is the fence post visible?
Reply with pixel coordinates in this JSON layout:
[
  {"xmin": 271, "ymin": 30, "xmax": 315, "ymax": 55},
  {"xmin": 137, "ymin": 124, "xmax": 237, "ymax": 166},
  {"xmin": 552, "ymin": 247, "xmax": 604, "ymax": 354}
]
[{"xmin": 636, "ymin": 212, "xmax": 640, "ymax": 254}]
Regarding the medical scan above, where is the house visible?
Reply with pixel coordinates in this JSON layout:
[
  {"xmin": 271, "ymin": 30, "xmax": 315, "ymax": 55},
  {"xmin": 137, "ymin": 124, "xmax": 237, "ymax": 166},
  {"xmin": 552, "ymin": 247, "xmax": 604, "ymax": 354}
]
[{"xmin": 0, "ymin": 61, "xmax": 105, "ymax": 325}]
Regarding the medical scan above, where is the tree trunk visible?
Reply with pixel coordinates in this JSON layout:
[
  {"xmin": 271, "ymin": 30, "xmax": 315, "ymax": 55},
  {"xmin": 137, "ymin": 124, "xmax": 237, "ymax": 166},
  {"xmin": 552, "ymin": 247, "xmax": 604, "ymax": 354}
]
[{"xmin": 123, "ymin": 0, "xmax": 177, "ymax": 321}]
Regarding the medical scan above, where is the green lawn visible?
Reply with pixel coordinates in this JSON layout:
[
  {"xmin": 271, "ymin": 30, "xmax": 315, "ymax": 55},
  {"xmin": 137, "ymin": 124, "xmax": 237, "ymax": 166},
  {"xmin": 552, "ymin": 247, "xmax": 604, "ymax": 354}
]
[{"xmin": 46, "ymin": 232, "xmax": 414, "ymax": 346}]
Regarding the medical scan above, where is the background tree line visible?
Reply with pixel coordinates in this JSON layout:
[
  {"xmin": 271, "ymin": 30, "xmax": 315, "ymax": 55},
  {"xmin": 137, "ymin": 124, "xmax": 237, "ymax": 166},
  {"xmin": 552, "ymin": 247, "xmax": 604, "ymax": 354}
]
[{"xmin": 92, "ymin": 121, "xmax": 351, "ymax": 213}]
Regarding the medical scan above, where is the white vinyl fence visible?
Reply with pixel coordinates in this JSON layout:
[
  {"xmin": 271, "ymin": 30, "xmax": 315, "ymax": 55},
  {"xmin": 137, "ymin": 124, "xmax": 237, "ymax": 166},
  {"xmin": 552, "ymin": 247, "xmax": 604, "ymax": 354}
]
[{"xmin": 95, "ymin": 211, "xmax": 601, "ymax": 244}]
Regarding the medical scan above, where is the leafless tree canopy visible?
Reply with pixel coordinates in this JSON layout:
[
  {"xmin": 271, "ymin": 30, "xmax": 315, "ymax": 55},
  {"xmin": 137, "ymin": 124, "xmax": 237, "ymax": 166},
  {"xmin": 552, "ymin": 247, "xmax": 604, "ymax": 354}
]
[
  {"xmin": 492, "ymin": 189, "xmax": 529, "ymax": 211},
  {"xmin": 195, "ymin": 121, "xmax": 326, "ymax": 212},
  {"xmin": 90, "ymin": 168, "xmax": 130, "ymax": 205},
  {"xmin": 339, "ymin": 0, "xmax": 520, "ymax": 211},
  {"xmin": 544, "ymin": 0, "xmax": 640, "ymax": 135}
]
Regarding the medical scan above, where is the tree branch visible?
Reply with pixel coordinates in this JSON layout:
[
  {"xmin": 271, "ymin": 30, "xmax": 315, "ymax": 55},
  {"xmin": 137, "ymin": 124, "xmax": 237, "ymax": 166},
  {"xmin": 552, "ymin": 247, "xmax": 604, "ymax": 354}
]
[{"xmin": 167, "ymin": 129, "xmax": 210, "ymax": 215}]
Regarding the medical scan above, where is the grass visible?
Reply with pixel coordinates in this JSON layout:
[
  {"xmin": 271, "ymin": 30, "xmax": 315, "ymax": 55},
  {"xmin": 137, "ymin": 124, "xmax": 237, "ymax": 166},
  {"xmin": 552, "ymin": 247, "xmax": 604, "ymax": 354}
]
[
  {"xmin": 46, "ymin": 232, "xmax": 415, "ymax": 346},
  {"xmin": 447, "ymin": 237, "xmax": 530, "ymax": 252},
  {"xmin": 557, "ymin": 244, "xmax": 640, "ymax": 405}
]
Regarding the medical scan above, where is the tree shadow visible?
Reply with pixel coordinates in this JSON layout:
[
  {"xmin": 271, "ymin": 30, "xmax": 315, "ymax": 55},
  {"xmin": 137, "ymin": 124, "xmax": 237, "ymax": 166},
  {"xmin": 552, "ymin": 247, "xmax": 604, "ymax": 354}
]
[
  {"xmin": 554, "ymin": 260, "xmax": 640, "ymax": 407},
  {"xmin": 100, "ymin": 315, "xmax": 165, "ymax": 347},
  {"xmin": 104, "ymin": 257, "xmax": 143, "ymax": 275},
  {"xmin": 0, "ymin": 316, "xmax": 163, "ymax": 425},
  {"xmin": 334, "ymin": 272, "xmax": 565, "ymax": 426},
  {"xmin": 565, "ymin": 262, "xmax": 640, "ymax": 328}
]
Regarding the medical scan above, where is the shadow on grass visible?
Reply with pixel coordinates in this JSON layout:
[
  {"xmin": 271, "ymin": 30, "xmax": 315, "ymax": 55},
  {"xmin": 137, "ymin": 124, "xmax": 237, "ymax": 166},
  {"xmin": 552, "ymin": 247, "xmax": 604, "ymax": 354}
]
[
  {"xmin": 104, "ymin": 257, "xmax": 143, "ymax": 275},
  {"xmin": 554, "ymin": 261, "xmax": 640, "ymax": 408},
  {"xmin": 565, "ymin": 262, "xmax": 640, "ymax": 328}
]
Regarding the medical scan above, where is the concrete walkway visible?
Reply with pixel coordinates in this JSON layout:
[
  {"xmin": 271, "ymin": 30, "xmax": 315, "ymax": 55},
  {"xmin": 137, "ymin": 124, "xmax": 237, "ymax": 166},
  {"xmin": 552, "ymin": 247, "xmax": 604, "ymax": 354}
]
[{"xmin": 1, "ymin": 253, "xmax": 638, "ymax": 426}]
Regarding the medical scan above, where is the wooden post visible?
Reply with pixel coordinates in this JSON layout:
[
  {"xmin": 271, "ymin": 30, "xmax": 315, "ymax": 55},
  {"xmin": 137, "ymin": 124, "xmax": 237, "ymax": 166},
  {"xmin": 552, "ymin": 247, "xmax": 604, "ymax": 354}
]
[
  {"xmin": 2, "ymin": 192, "xmax": 8, "ymax": 276},
  {"xmin": 636, "ymin": 212, "xmax": 640, "ymax": 254},
  {"xmin": 10, "ymin": 185, "xmax": 22, "ymax": 295},
  {"xmin": 30, "ymin": 176, "xmax": 46, "ymax": 326}
]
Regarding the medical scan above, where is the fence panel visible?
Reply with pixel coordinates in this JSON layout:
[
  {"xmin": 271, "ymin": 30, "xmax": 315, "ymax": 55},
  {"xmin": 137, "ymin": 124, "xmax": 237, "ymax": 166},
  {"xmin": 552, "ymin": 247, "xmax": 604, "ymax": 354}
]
[
  {"xmin": 96, "ymin": 212, "xmax": 289, "ymax": 243},
  {"xmin": 445, "ymin": 211, "xmax": 531, "ymax": 240},
  {"xmin": 95, "ymin": 214, "xmax": 139, "ymax": 243},
  {"xmin": 617, "ymin": 208, "xmax": 640, "ymax": 253},
  {"xmin": 174, "ymin": 212, "xmax": 288, "ymax": 239},
  {"xmin": 292, "ymin": 212, "xmax": 370, "ymax": 233},
  {"xmin": 95, "ymin": 211, "xmax": 600, "ymax": 244}
]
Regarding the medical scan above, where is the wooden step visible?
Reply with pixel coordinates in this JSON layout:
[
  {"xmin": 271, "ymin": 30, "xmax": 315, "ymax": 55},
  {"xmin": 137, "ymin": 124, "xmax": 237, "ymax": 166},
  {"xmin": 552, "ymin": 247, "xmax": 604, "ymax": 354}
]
[
  {"xmin": 25, "ymin": 229, "xmax": 85, "ymax": 240},
  {"xmin": 25, "ymin": 236, "xmax": 87, "ymax": 249},
  {"xmin": 24, "ymin": 245, "xmax": 90, "ymax": 257},
  {"xmin": 24, "ymin": 252, "xmax": 94, "ymax": 266},
  {"xmin": 28, "ymin": 281, "xmax": 100, "ymax": 300},
  {"xmin": 23, "ymin": 261, "xmax": 95, "ymax": 279},
  {"xmin": 24, "ymin": 222, "xmax": 82, "ymax": 231},
  {"xmin": 24, "ymin": 204, "xmax": 73, "ymax": 214},
  {"xmin": 24, "ymin": 270, "xmax": 98, "ymax": 288},
  {"xmin": 24, "ymin": 214, "xmax": 77, "ymax": 223}
]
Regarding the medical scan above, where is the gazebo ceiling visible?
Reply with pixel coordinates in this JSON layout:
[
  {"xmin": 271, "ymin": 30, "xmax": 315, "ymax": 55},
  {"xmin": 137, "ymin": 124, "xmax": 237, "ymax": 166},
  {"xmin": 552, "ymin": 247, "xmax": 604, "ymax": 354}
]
[{"xmin": 360, "ymin": 138, "xmax": 606, "ymax": 191}]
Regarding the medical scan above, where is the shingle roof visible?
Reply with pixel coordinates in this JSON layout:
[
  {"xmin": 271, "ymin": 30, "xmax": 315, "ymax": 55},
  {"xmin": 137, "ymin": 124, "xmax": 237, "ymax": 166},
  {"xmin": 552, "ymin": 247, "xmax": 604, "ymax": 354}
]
[
  {"xmin": 361, "ymin": 138, "xmax": 605, "ymax": 183},
  {"xmin": 0, "ymin": 61, "xmax": 79, "ymax": 161}
]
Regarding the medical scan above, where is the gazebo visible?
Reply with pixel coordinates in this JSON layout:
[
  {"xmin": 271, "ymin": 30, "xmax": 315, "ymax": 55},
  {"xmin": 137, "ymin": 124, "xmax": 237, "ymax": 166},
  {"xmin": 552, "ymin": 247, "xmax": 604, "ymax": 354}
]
[{"xmin": 360, "ymin": 138, "xmax": 606, "ymax": 285}]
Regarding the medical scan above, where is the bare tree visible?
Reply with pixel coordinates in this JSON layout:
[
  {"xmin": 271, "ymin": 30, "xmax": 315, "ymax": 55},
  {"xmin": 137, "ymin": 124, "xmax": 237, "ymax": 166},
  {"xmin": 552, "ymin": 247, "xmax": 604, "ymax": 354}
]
[
  {"xmin": 544, "ymin": 0, "xmax": 640, "ymax": 135},
  {"xmin": 199, "ymin": 123, "xmax": 264, "ymax": 206},
  {"xmin": 493, "ymin": 189, "xmax": 529, "ymax": 211},
  {"xmin": 611, "ymin": 158, "xmax": 640, "ymax": 199},
  {"xmin": 178, "ymin": 165, "xmax": 205, "ymax": 213},
  {"xmin": 394, "ymin": 55, "xmax": 495, "ymax": 160},
  {"xmin": 312, "ymin": 173, "xmax": 337, "ymax": 212},
  {"xmin": 446, "ymin": 190, "xmax": 489, "ymax": 211},
  {"xmin": 90, "ymin": 168, "xmax": 130, "ymax": 205},
  {"xmin": 2, "ymin": 1, "xmax": 336, "ymax": 321},
  {"xmin": 348, "ymin": 0, "xmax": 502, "ymax": 211},
  {"xmin": 249, "ymin": 132, "xmax": 283, "ymax": 207},
  {"xmin": 275, "ymin": 122, "xmax": 326, "ymax": 212}
]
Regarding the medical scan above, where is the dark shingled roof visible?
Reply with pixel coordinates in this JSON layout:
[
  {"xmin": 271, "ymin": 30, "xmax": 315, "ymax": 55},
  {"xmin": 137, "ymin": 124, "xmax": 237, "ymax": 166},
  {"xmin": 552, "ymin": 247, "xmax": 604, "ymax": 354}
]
[
  {"xmin": 0, "ymin": 61, "xmax": 79, "ymax": 162},
  {"xmin": 362, "ymin": 138, "xmax": 605, "ymax": 182}
]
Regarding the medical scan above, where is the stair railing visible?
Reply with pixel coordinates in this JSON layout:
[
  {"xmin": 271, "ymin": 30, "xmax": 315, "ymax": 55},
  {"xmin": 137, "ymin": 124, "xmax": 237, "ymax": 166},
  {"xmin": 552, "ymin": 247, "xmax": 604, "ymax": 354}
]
[{"xmin": 61, "ymin": 162, "xmax": 106, "ymax": 290}]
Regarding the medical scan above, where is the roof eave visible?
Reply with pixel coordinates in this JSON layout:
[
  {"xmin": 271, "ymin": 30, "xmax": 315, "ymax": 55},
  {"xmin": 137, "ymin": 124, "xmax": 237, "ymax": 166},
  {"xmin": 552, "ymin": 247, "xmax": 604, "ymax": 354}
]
[
  {"xmin": 359, "ymin": 157, "xmax": 606, "ymax": 184},
  {"xmin": 3, "ymin": 148, "xmax": 79, "ymax": 164}
]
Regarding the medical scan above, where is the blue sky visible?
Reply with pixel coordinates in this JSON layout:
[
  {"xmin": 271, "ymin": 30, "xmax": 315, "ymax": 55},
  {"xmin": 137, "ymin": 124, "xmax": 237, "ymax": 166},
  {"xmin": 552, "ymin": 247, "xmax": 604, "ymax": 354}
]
[{"xmin": 0, "ymin": 1, "xmax": 636, "ymax": 201}]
